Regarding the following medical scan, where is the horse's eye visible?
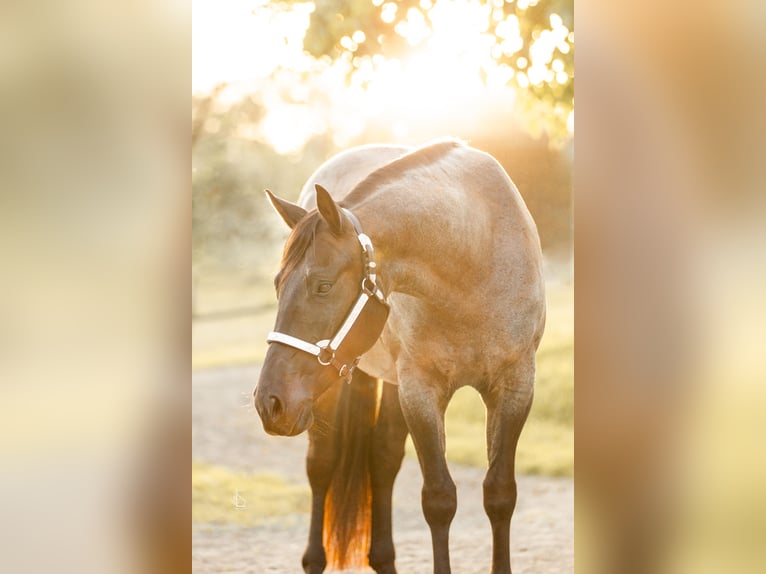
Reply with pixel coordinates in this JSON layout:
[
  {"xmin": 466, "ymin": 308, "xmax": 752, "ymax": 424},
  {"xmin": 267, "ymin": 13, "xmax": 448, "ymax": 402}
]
[{"xmin": 315, "ymin": 281, "xmax": 333, "ymax": 295}]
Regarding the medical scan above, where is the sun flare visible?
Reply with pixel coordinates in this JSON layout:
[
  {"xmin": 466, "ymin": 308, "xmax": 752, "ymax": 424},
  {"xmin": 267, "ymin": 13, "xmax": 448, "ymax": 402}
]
[{"xmin": 193, "ymin": 0, "xmax": 572, "ymax": 152}]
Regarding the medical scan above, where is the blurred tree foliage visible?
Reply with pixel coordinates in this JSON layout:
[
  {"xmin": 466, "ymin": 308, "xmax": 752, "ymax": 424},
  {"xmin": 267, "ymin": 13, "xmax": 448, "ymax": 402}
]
[
  {"xmin": 192, "ymin": 93, "xmax": 334, "ymax": 269},
  {"xmin": 288, "ymin": 0, "xmax": 573, "ymax": 140}
]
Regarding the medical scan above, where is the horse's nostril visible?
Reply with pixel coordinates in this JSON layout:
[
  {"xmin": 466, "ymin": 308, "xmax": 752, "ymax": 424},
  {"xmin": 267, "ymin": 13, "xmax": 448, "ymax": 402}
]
[{"xmin": 268, "ymin": 394, "xmax": 283, "ymax": 419}]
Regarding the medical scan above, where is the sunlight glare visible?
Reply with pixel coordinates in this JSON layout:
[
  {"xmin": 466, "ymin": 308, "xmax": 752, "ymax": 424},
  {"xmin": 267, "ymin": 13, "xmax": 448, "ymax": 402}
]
[
  {"xmin": 340, "ymin": 35, "xmax": 358, "ymax": 51},
  {"xmin": 381, "ymin": 3, "xmax": 398, "ymax": 24},
  {"xmin": 192, "ymin": 0, "xmax": 311, "ymax": 94},
  {"xmin": 258, "ymin": 103, "xmax": 324, "ymax": 155},
  {"xmin": 193, "ymin": 0, "xmax": 566, "ymax": 153},
  {"xmin": 365, "ymin": 0, "xmax": 506, "ymax": 129},
  {"xmin": 365, "ymin": 47, "xmax": 487, "ymax": 132},
  {"xmin": 396, "ymin": 8, "xmax": 430, "ymax": 46}
]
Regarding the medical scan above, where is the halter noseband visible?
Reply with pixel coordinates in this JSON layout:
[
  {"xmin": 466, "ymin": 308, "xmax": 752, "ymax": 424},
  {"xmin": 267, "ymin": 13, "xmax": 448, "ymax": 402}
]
[{"xmin": 266, "ymin": 208, "xmax": 388, "ymax": 381}]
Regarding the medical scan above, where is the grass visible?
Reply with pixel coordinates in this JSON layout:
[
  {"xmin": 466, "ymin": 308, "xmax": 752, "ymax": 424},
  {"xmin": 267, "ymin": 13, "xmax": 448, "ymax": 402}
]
[
  {"xmin": 193, "ymin": 271, "xmax": 573, "ymax": 477},
  {"xmin": 192, "ymin": 461, "xmax": 311, "ymax": 526},
  {"xmin": 193, "ymin": 265, "xmax": 279, "ymax": 369},
  {"xmin": 193, "ymin": 310, "xmax": 274, "ymax": 369}
]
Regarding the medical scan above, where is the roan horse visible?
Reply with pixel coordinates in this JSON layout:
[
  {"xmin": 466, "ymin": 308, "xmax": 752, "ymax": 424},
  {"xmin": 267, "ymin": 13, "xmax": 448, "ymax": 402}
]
[{"xmin": 254, "ymin": 139, "xmax": 546, "ymax": 574}]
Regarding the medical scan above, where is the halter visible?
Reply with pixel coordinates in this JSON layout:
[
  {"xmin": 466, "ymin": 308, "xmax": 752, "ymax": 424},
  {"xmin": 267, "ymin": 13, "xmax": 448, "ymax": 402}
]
[{"xmin": 266, "ymin": 208, "xmax": 388, "ymax": 381}]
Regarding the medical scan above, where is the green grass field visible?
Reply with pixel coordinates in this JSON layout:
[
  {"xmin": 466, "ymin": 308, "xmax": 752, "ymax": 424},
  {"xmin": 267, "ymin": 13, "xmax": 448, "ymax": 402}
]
[
  {"xmin": 193, "ymin": 461, "xmax": 311, "ymax": 524},
  {"xmin": 193, "ymin": 271, "xmax": 573, "ymax": 477}
]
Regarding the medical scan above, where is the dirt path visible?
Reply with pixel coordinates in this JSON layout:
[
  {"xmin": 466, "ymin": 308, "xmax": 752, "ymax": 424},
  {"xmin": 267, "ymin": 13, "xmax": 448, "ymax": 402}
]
[{"xmin": 193, "ymin": 366, "xmax": 573, "ymax": 573}]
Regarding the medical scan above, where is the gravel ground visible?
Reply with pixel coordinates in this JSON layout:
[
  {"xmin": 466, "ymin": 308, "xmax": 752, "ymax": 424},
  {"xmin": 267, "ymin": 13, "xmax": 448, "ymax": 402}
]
[{"xmin": 193, "ymin": 365, "xmax": 573, "ymax": 573}]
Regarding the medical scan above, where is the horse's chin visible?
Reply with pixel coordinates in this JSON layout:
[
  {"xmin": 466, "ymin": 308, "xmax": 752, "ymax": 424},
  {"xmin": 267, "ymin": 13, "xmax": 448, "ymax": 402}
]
[
  {"xmin": 265, "ymin": 406, "xmax": 313, "ymax": 437},
  {"xmin": 287, "ymin": 408, "xmax": 314, "ymax": 436}
]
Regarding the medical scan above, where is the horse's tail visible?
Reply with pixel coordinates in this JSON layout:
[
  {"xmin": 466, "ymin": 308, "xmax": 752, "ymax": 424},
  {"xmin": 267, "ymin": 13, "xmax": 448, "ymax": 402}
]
[{"xmin": 323, "ymin": 370, "xmax": 381, "ymax": 570}]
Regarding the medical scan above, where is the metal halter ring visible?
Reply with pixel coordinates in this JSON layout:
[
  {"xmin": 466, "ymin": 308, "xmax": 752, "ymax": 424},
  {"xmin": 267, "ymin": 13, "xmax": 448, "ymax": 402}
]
[
  {"xmin": 317, "ymin": 344, "xmax": 335, "ymax": 366},
  {"xmin": 362, "ymin": 277, "xmax": 377, "ymax": 296}
]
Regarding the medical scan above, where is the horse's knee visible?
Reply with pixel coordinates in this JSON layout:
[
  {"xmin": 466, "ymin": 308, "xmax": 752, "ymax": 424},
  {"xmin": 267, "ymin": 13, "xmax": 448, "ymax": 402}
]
[
  {"xmin": 301, "ymin": 545, "xmax": 326, "ymax": 574},
  {"xmin": 483, "ymin": 475, "xmax": 517, "ymax": 522},
  {"xmin": 422, "ymin": 480, "xmax": 457, "ymax": 528},
  {"xmin": 305, "ymin": 448, "xmax": 336, "ymax": 489}
]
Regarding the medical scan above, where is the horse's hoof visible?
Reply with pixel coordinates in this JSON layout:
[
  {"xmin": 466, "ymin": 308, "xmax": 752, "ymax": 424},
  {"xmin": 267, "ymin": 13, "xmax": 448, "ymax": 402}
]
[
  {"xmin": 371, "ymin": 564, "xmax": 397, "ymax": 574},
  {"xmin": 301, "ymin": 553, "xmax": 326, "ymax": 574}
]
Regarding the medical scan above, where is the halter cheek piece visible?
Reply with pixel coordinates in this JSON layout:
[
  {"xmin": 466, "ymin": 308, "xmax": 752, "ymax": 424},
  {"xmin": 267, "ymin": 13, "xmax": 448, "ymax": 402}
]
[{"xmin": 266, "ymin": 208, "xmax": 388, "ymax": 382}]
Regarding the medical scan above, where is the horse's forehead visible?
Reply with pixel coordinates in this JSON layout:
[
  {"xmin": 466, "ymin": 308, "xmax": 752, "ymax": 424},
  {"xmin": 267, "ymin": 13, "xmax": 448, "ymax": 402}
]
[
  {"xmin": 281, "ymin": 233, "xmax": 351, "ymax": 281},
  {"xmin": 308, "ymin": 230, "xmax": 357, "ymax": 264}
]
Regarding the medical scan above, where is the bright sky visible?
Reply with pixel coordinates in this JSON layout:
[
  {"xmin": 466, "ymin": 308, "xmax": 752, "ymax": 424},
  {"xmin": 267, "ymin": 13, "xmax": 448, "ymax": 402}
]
[
  {"xmin": 192, "ymin": 0, "xmax": 314, "ymax": 93},
  {"xmin": 193, "ymin": 0, "xmax": 572, "ymax": 153}
]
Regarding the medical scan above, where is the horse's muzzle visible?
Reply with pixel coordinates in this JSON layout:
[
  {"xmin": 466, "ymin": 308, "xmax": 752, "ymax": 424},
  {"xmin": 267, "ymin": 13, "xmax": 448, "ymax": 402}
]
[{"xmin": 254, "ymin": 389, "xmax": 313, "ymax": 436}]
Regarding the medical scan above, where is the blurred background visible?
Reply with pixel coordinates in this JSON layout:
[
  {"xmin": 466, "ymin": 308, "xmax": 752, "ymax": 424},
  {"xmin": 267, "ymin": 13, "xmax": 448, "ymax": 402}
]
[{"xmin": 192, "ymin": 0, "xmax": 574, "ymax": 571}]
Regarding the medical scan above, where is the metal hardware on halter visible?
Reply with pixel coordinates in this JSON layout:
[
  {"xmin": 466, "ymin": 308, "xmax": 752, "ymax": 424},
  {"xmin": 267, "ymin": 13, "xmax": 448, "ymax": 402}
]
[
  {"xmin": 265, "ymin": 207, "xmax": 387, "ymax": 381},
  {"xmin": 316, "ymin": 341, "xmax": 334, "ymax": 366}
]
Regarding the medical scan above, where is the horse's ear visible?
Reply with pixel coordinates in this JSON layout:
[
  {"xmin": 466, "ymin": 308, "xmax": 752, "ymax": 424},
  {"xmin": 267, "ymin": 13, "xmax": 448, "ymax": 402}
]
[
  {"xmin": 315, "ymin": 184, "xmax": 344, "ymax": 234},
  {"xmin": 265, "ymin": 189, "xmax": 307, "ymax": 229}
]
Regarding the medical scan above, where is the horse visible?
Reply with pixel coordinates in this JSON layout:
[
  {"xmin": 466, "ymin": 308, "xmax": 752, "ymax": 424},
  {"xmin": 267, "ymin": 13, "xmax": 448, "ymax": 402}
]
[{"xmin": 254, "ymin": 139, "xmax": 546, "ymax": 574}]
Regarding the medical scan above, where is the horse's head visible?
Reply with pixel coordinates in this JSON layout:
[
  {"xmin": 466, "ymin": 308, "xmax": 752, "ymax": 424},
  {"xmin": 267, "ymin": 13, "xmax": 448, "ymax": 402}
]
[{"xmin": 254, "ymin": 185, "xmax": 388, "ymax": 436}]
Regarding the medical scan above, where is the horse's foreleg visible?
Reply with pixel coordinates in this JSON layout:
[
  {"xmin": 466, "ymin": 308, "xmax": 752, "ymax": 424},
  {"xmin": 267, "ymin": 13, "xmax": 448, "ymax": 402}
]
[
  {"xmin": 481, "ymin": 356, "xmax": 535, "ymax": 574},
  {"xmin": 369, "ymin": 382, "xmax": 408, "ymax": 574},
  {"xmin": 398, "ymin": 376, "xmax": 456, "ymax": 574},
  {"xmin": 302, "ymin": 386, "xmax": 342, "ymax": 574}
]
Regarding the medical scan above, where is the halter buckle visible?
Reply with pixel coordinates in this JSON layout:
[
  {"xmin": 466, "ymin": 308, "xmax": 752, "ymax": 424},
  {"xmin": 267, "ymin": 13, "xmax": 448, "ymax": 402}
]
[
  {"xmin": 362, "ymin": 277, "xmax": 377, "ymax": 297},
  {"xmin": 317, "ymin": 344, "xmax": 335, "ymax": 366}
]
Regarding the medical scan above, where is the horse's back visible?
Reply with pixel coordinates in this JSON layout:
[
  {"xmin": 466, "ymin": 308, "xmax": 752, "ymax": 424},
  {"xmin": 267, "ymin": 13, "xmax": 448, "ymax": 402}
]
[
  {"xmin": 380, "ymin": 142, "xmax": 543, "ymax": 296},
  {"xmin": 298, "ymin": 144, "xmax": 410, "ymax": 209},
  {"xmin": 438, "ymin": 143, "xmax": 539, "ymax": 241}
]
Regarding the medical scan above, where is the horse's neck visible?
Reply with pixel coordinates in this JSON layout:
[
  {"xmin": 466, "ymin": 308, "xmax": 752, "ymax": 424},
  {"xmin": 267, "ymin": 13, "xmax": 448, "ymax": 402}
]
[{"xmin": 354, "ymin": 186, "xmax": 487, "ymax": 303}]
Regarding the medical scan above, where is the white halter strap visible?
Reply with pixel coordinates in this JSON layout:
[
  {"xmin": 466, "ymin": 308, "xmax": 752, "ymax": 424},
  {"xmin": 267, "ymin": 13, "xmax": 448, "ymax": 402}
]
[
  {"xmin": 266, "ymin": 207, "xmax": 386, "ymax": 379},
  {"xmin": 265, "ymin": 332, "xmax": 327, "ymax": 358}
]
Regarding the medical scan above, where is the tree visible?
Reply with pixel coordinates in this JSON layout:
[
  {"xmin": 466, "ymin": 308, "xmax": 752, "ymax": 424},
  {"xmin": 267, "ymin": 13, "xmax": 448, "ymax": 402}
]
[{"xmin": 285, "ymin": 0, "xmax": 573, "ymax": 141}]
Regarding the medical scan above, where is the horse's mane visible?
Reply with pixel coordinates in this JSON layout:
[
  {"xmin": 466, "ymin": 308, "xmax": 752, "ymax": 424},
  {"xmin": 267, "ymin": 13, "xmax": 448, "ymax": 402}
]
[
  {"xmin": 275, "ymin": 139, "xmax": 464, "ymax": 293},
  {"xmin": 274, "ymin": 213, "xmax": 320, "ymax": 294},
  {"xmin": 343, "ymin": 138, "xmax": 464, "ymax": 203}
]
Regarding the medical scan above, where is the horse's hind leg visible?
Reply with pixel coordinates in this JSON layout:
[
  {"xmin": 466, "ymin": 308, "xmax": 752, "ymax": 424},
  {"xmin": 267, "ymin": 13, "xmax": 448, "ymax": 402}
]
[
  {"xmin": 398, "ymin": 372, "xmax": 456, "ymax": 574},
  {"xmin": 481, "ymin": 355, "xmax": 535, "ymax": 574},
  {"xmin": 302, "ymin": 383, "xmax": 342, "ymax": 574},
  {"xmin": 369, "ymin": 381, "xmax": 408, "ymax": 574}
]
